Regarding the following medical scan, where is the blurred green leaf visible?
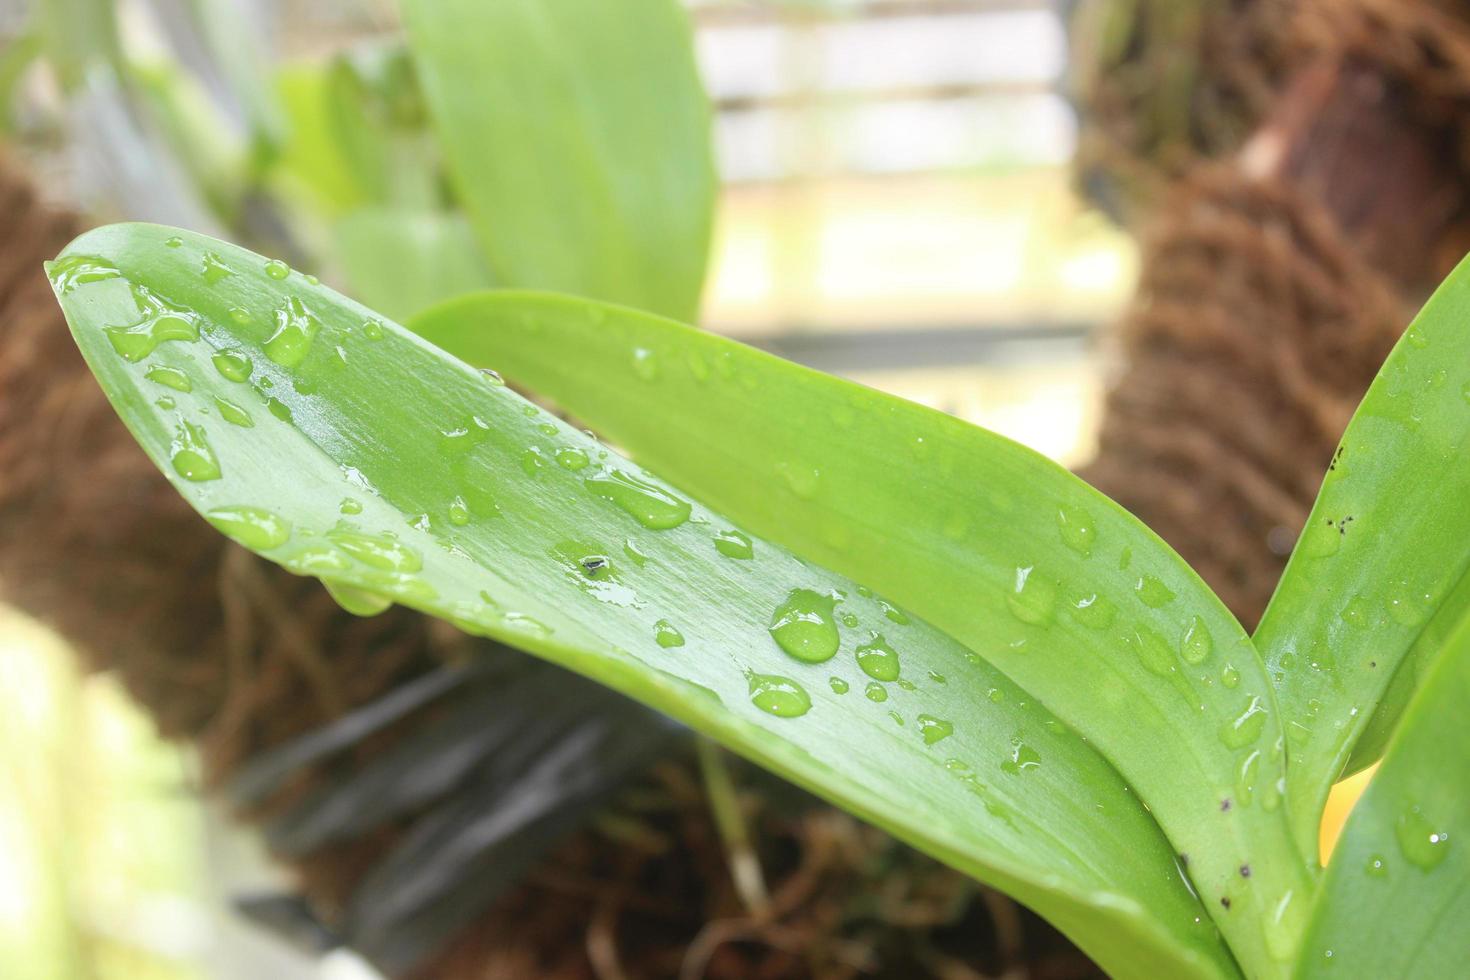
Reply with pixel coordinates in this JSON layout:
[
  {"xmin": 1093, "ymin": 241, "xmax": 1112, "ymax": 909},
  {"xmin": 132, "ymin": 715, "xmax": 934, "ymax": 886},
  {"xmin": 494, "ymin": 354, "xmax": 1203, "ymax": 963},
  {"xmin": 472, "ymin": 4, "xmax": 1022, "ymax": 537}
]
[
  {"xmin": 332, "ymin": 208, "xmax": 492, "ymax": 322},
  {"xmin": 401, "ymin": 0, "xmax": 717, "ymax": 321}
]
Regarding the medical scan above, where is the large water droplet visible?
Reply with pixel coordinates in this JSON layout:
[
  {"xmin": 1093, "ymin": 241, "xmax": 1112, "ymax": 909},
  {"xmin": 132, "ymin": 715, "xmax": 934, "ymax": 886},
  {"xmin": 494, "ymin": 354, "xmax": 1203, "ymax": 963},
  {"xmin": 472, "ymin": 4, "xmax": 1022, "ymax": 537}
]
[
  {"xmin": 213, "ymin": 347, "xmax": 253, "ymax": 382},
  {"xmin": 769, "ymin": 588, "xmax": 840, "ymax": 664},
  {"xmin": 917, "ymin": 715, "xmax": 954, "ymax": 745},
  {"xmin": 170, "ymin": 421, "xmax": 221, "ymax": 481},
  {"xmin": 555, "ymin": 447, "xmax": 590, "ymax": 471},
  {"xmin": 105, "ymin": 285, "xmax": 201, "ymax": 362},
  {"xmin": 1057, "ymin": 504, "xmax": 1096, "ymax": 557},
  {"xmin": 264, "ymin": 258, "xmax": 291, "ymax": 280},
  {"xmin": 264, "ymin": 296, "xmax": 321, "ymax": 368},
  {"xmin": 1221, "ymin": 695, "xmax": 1268, "ymax": 749},
  {"xmin": 585, "ymin": 467, "xmax": 691, "ymax": 530},
  {"xmin": 49, "ymin": 254, "xmax": 122, "ymax": 294},
  {"xmin": 327, "ymin": 528, "xmax": 423, "ymax": 573},
  {"xmin": 747, "ymin": 671, "xmax": 811, "ymax": 718},
  {"xmin": 145, "ymin": 365, "xmax": 192, "ymax": 392},
  {"xmin": 206, "ymin": 505, "xmax": 289, "ymax": 549},
  {"xmin": 864, "ymin": 681, "xmax": 888, "ymax": 703},
  {"xmin": 714, "ymin": 529, "xmax": 754, "ymax": 560},
  {"xmin": 1395, "ymin": 805, "xmax": 1450, "ymax": 870},
  {"xmin": 200, "ymin": 251, "xmax": 233, "ymax": 284},
  {"xmin": 1006, "ymin": 565, "xmax": 1056, "ymax": 626},
  {"xmin": 855, "ymin": 632, "xmax": 901, "ymax": 681},
  {"xmin": 323, "ymin": 579, "xmax": 393, "ymax": 617},
  {"xmin": 1180, "ymin": 615, "xmax": 1213, "ymax": 665},
  {"xmin": 215, "ymin": 396, "xmax": 254, "ymax": 428},
  {"xmin": 655, "ymin": 619, "xmax": 686, "ymax": 648}
]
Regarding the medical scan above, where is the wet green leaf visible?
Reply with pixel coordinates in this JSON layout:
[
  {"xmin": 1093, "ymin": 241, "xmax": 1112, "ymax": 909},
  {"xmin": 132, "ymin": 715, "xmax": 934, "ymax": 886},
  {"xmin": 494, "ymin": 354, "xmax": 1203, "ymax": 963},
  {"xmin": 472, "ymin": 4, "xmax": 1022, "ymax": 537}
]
[
  {"xmin": 52, "ymin": 223, "xmax": 1234, "ymax": 980},
  {"xmin": 412, "ymin": 291, "xmax": 1314, "ymax": 976}
]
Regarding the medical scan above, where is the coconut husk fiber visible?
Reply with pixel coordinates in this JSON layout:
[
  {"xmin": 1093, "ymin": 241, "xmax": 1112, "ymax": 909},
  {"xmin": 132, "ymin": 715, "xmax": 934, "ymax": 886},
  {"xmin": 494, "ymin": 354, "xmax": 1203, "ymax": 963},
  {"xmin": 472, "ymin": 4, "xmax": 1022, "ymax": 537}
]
[{"xmin": 0, "ymin": 152, "xmax": 1098, "ymax": 978}]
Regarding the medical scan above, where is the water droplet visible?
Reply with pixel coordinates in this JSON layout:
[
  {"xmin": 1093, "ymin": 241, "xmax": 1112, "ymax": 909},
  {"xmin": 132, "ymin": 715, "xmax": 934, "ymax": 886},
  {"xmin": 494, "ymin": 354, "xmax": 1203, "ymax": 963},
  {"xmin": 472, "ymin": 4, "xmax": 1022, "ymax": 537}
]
[
  {"xmin": 327, "ymin": 528, "xmax": 422, "ymax": 573},
  {"xmin": 1135, "ymin": 574, "xmax": 1176, "ymax": 607},
  {"xmin": 264, "ymin": 296, "xmax": 321, "ymax": 368},
  {"xmin": 632, "ymin": 347, "xmax": 659, "ymax": 381},
  {"xmin": 48, "ymin": 254, "xmax": 122, "ymax": 294},
  {"xmin": 1340, "ymin": 595, "xmax": 1374, "ymax": 629},
  {"xmin": 747, "ymin": 671, "xmax": 810, "ymax": 718},
  {"xmin": 1264, "ymin": 889, "xmax": 1302, "ymax": 962},
  {"xmin": 1070, "ymin": 591, "xmax": 1117, "ymax": 630},
  {"xmin": 481, "ymin": 368, "xmax": 505, "ymax": 386},
  {"xmin": 200, "ymin": 251, "xmax": 233, "ymax": 284},
  {"xmin": 855, "ymin": 632, "xmax": 901, "ymax": 681},
  {"xmin": 864, "ymin": 681, "xmax": 888, "ymax": 703},
  {"xmin": 448, "ymin": 496, "xmax": 471, "ymax": 526},
  {"xmin": 145, "ymin": 365, "xmax": 192, "ymax": 392},
  {"xmin": 829, "ymin": 676, "xmax": 849, "ymax": 694},
  {"xmin": 521, "ymin": 447, "xmax": 547, "ymax": 477},
  {"xmin": 304, "ymin": 273, "xmax": 320, "ymax": 286},
  {"xmin": 928, "ymin": 670, "xmax": 946, "ymax": 684},
  {"xmin": 714, "ymin": 529, "xmax": 754, "ymax": 560},
  {"xmin": 1006, "ymin": 565, "xmax": 1057, "ymax": 626},
  {"xmin": 156, "ymin": 396, "xmax": 175, "ymax": 410},
  {"xmin": 265, "ymin": 395, "xmax": 293, "ymax": 424},
  {"xmin": 777, "ymin": 462, "xmax": 821, "ymax": 499},
  {"xmin": 1130, "ymin": 625, "xmax": 1176, "ymax": 678},
  {"xmin": 555, "ymin": 447, "xmax": 590, "ymax": 471},
  {"xmin": 1057, "ymin": 505, "xmax": 1096, "ymax": 557},
  {"xmin": 1405, "ymin": 323, "xmax": 1429, "ymax": 348},
  {"xmin": 1221, "ymin": 695, "xmax": 1268, "ymax": 749},
  {"xmin": 1236, "ymin": 750, "xmax": 1260, "ymax": 807},
  {"xmin": 228, "ymin": 306, "xmax": 252, "ymax": 326},
  {"xmin": 282, "ymin": 544, "xmax": 351, "ymax": 575},
  {"xmin": 896, "ymin": 677, "xmax": 917, "ymax": 692},
  {"xmin": 988, "ymin": 688, "xmax": 1005, "ymax": 703},
  {"xmin": 1180, "ymin": 616, "xmax": 1213, "ymax": 665},
  {"xmin": 769, "ymin": 588, "xmax": 840, "ymax": 664},
  {"xmin": 169, "ymin": 421, "xmax": 221, "ymax": 481},
  {"xmin": 1384, "ymin": 580, "xmax": 1427, "ymax": 627},
  {"xmin": 104, "ymin": 285, "xmax": 201, "ymax": 362},
  {"xmin": 206, "ymin": 505, "xmax": 289, "ymax": 549},
  {"xmin": 215, "ymin": 396, "xmax": 254, "ymax": 427},
  {"xmin": 1365, "ymin": 854, "xmax": 1388, "ymax": 877},
  {"xmin": 164, "ymin": 236, "xmax": 183, "ymax": 248},
  {"xmin": 536, "ymin": 422, "xmax": 557, "ymax": 437},
  {"xmin": 917, "ymin": 715, "xmax": 954, "ymax": 745},
  {"xmin": 653, "ymin": 619, "xmax": 686, "ymax": 648},
  {"xmin": 264, "ymin": 258, "xmax": 290, "ymax": 280},
  {"xmin": 1001, "ymin": 739, "xmax": 1041, "ymax": 774},
  {"xmin": 880, "ymin": 599, "xmax": 909, "ymax": 625},
  {"xmin": 361, "ymin": 319, "xmax": 384, "ymax": 341},
  {"xmin": 340, "ymin": 497, "xmax": 363, "ymax": 515},
  {"xmin": 323, "ymin": 579, "xmax": 392, "ymax": 617},
  {"xmin": 584, "ymin": 468, "xmax": 691, "ymax": 530},
  {"xmin": 1395, "ymin": 805, "xmax": 1450, "ymax": 870},
  {"xmin": 212, "ymin": 347, "xmax": 252, "ymax": 382},
  {"xmin": 839, "ymin": 611, "xmax": 858, "ymax": 628},
  {"xmin": 1221, "ymin": 663, "xmax": 1241, "ymax": 689}
]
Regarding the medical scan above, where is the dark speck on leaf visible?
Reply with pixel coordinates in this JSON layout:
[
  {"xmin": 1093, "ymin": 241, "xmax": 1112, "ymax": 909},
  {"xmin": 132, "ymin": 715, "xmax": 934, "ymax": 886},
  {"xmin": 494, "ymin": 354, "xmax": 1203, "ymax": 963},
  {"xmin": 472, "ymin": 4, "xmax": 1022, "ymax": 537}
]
[
  {"xmin": 1221, "ymin": 897, "xmax": 1232, "ymax": 910},
  {"xmin": 1221, "ymin": 798, "xmax": 1232, "ymax": 812},
  {"xmin": 1240, "ymin": 864, "xmax": 1251, "ymax": 878}
]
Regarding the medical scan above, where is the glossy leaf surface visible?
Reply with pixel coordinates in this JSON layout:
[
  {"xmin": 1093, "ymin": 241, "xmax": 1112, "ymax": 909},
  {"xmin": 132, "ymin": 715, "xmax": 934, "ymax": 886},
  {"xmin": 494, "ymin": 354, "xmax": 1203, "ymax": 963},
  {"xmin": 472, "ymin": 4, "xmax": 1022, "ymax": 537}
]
[
  {"xmin": 401, "ymin": 0, "xmax": 717, "ymax": 322},
  {"xmin": 1293, "ymin": 613, "xmax": 1470, "ymax": 976},
  {"xmin": 1253, "ymin": 255, "xmax": 1470, "ymax": 853},
  {"xmin": 51, "ymin": 223, "xmax": 1234, "ymax": 980},
  {"xmin": 414, "ymin": 291, "xmax": 1315, "ymax": 976}
]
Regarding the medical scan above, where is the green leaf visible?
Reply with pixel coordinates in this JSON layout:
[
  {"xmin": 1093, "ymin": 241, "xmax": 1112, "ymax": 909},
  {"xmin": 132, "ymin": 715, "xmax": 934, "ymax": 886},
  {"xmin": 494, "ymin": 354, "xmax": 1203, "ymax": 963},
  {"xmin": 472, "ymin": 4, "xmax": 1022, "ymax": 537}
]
[
  {"xmin": 1252, "ymin": 255, "xmax": 1470, "ymax": 855},
  {"xmin": 51, "ymin": 223, "xmax": 1233, "ymax": 980},
  {"xmin": 1292, "ymin": 613, "xmax": 1470, "ymax": 977},
  {"xmin": 401, "ymin": 0, "xmax": 717, "ymax": 321},
  {"xmin": 332, "ymin": 208, "xmax": 493, "ymax": 323},
  {"xmin": 412, "ymin": 290, "xmax": 1315, "ymax": 977}
]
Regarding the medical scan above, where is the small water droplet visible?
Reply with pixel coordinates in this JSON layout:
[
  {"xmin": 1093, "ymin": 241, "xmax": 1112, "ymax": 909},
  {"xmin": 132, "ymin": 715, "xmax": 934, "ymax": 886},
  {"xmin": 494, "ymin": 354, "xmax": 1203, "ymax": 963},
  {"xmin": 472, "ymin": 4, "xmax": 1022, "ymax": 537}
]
[
  {"xmin": 228, "ymin": 306, "xmax": 252, "ymax": 326},
  {"xmin": 1057, "ymin": 504, "xmax": 1096, "ymax": 557},
  {"xmin": 481, "ymin": 368, "xmax": 505, "ymax": 386},
  {"xmin": 1395, "ymin": 805, "xmax": 1450, "ymax": 870},
  {"xmin": 521, "ymin": 447, "xmax": 547, "ymax": 477},
  {"xmin": 654, "ymin": 619, "xmax": 686, "ymax": 648},
  {"xmin": 1365, "ymin": 854, "xmax": 1388, "ymax": 877},
  {"xmin": 839, "ymin": 611, "xmax": 858, "ymax": 628},
  {"xmin": 304, "ymin": 273, "xmax": 320, "ymax": 286},
  {"xmin": 880, "ymin": 599, "xmax": 909, "ymax": 625},
  {"xmin": 988, "ymin": 688, "xmax": 1004, "ymax": 703},
  {"xmin": 265, "ymin": 395, "xmax": 293, "ymax": 424},
  {"xmin": 1221, "ymin": 663, "xmax": 1241, "ymax": 689},
  {"xmin": 777, "ymin": 461, "xmax": 821, "ymax": 499},
  {"xmin": 829, "ymin": 676, "xmax": 849, "ymax": 694},
  {"xmin": 264, "ymin": 258, "xmax": 291, "ymax": 280},
  {"xmin": 555, "ymin": 447, "xmax": 590, "ymax": 471},
  {"xmin": 584, "ymin": 467, "xmax": 691, "ymax": 530},
  {"xmin": 917, "ymin": 715, "xmax": 954, "ymax": 745},
  {"xmin": 215, "ymin": 396, "xmax": 254, "ymax": 427},
  {"xmin": 164, "ymin": 236, "xmax": 183, "ymax": 248},
  {"xmin": 1221, "ymin": 695, "xmax": 1268, "ymax": 749},
  {"xmin": 769, "ymin": 588, "xmax": 840, "ymax": 664},
  {"xmin": 156, "ymin": 396, "xmax": 175, "ymax": 410},
  {"xmin": 145, "ymin": 365, "xmax": 192, "ymax": 392},
  {"xmin": 1001, "ymin": 739, "xmax": 1041, "ymax": 774},
  {"xmin": 341, "ymin": 497, "xmax": 363, "ymax": 515},
  {"xmin": 855, "ymin": 632, "xmax": 901, "ymax": 681},
  {"xmin": 1130, "ymin": 624, "xmax": 1176, "ymax": 677},
  {"xmin": 212, "ymin": 347, "xmax": 253, "ymax": 382},
  {"xmin": 264, "ymin": 296, "xmax": 321, "ymax": 368},
  {"xmin": 200, "ymin": 251, "xmax": 233, "ymax": 284},
  {"xmin": 362, "ymin": 319, "xmax": 385, "ymax": 341},
  {"xmin": 169, "ymin": 421, "xmax": 221, "ymax": 481},
  {"xmin": 747, "ymin": 671, "xmax": 811, "ymax": 718},
  {"xmin": 632, "ymin": 347, "xmax": 660, "ymax": 381},
  {"xmin": 1135, "ymin": 574, "xmax": 1176, "ymax": 607},
  {"xmin": 714, "ymin": 529, "xmax": 754, "ymax": 560},
  {"xmin": 1236, "ymin": 750, "xmax": 1260, "ymax": 807},
  {"xmin": 1070, "ymin": 591, "xmax": 1117, "ymax": 630},
  {"xmin": 1006, "ymin": 565, "xmax": 1057, "ymax": 626},
  {"xmin": 206, "ymin": 506, "xmax": 289, "ymax": 549},
  {"xmin": 327, "ymin": 528, "xmax": 422, "ymax": 573},
  {"xmin": 864, "ymin": 681, "xmax": 888, "ymax": 703},
  {"xmin": 1340, "ymin": 595, "xmax": 1374, "ymax": 629},
  {"xmin": 448, "ymin": 496, "xmax": 471, "ymax": 526},
  {"xmin": 1384, "ymin": 580, "xmax": 1427, "ymax": 627},
  {"xmin": 1180, "ymin": 616, "xmax": 1213, "ymax": 665}
]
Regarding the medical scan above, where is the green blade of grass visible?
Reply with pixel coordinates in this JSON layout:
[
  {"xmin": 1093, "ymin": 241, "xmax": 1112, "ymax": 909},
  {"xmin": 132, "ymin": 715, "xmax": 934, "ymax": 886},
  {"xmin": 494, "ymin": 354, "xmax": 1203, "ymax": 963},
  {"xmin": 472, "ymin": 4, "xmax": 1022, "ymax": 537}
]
[
  {"xmin": 401, "ymin": 0, "xmax": 716, "ymax": 322},
  {"xmin": 412, "ymin": 290, "xmax": 1315, "ymax": 977},
  {"xmin": 1292, "ymin": 613, "xmax": 1470, "ymax": 977},
  {"xmin": 1251, "ymin": 254, "xmax": 1470, "ymax": 855},
  {"xmin": 50, "ymin": 222, "xmax": 1234, "ymax": 980}
]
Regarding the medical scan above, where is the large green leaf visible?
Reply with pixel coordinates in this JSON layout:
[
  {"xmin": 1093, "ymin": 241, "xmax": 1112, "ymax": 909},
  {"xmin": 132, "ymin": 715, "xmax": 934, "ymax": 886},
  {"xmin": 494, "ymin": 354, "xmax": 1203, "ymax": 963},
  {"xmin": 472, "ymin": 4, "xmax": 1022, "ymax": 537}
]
[
  {"xmin": 50, "ymin": 223, "xmax": 1234, "ymax": 980},
  {"xmin": 1292, "ymin": 613, "xmax": 1470, "ymax": 977},
  {"xmin": 400, "ymin": 0, "xmax": 717, "ymax": 322},
  {"xmin": 332, "ymin": 208, "xmax": 493, "ymax": 323},
  {"xmin": 412, "ymin": 291, "xmax": 1316, "ymax": 977},
  {"xmin": 1251, "ymin": 254, "xmax": 1470, "ymax": 855}
]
